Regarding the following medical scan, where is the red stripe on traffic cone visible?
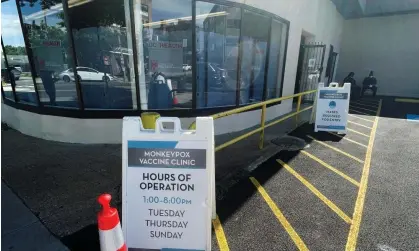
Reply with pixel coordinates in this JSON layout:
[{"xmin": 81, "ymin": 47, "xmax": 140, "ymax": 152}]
[{"xmin": 97, "ymin": 194, "xmax": 126, "ymax": 251}]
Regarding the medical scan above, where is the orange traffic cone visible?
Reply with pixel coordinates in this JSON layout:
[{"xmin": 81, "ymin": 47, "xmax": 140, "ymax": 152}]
[
  {"xmin": 97, "ymin": 194, "xmax": 127, "ymax": 251},
  {"xmin": 173, "ymin": 94, "xmax": 179, "ymax": 105}
]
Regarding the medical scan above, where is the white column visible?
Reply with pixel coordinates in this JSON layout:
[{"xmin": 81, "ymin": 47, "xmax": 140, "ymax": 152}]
[
  {"xmin": 124, "ymin": 0, "xmax": 139, "ymax": 109},
  {"xmin": 132, "ymin": 0, "xmax": 148, "ymax": 110}
]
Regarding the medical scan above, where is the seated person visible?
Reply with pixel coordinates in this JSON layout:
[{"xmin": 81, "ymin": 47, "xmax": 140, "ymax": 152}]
[
  {"xmin": 343, "ymin": 72, "xmax": 361, "ymax": 99},
  {"xmin": 361, "ymin": 71, "xmax": 378, "ymax": 97}
]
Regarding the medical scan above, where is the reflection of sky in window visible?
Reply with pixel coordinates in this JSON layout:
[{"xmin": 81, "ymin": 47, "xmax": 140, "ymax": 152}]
[
  {"xmin": 1, "ymin": 0, "xmax": 64, "ymax": 46},
  {"xmin": 150, "ymin": 0, "xmax": 192, "ymax": 22},
  {"xmin": 195, "ymin": 1, "xmax": 219, "ymax": 25},
  {"xmin": 20, "ymin": 0, "xmax": 62, "ymax": 28},
  {"xmin": 1, "ymin": 0, "xmax": 25, "ymax": 46}
]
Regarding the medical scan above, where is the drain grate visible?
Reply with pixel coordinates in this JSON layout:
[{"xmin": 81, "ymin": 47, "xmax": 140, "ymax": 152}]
[{"xmin": 271, "ymin": 135, "xmax": 307, "ymax": 151}]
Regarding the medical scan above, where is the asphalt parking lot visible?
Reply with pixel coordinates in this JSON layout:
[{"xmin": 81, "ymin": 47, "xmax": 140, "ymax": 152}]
[{"xmin": 211, "ymin": 97, "xmax": 419, "ymax": 251}]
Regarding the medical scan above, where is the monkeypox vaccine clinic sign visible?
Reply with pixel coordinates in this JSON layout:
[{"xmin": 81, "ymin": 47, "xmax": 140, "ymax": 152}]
[
  {"xmin": 122, "ymin": 117, "xmax": 214, "ymax": 251},
  {"xmin": 315, "ymin": 82, "xmax": 351, "ymax": 133}
]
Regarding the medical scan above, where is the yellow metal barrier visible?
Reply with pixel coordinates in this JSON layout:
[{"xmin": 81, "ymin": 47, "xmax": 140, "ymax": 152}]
[{"xmin": 189, "ymin": 89, "xmax": 316, "ymax": 152}]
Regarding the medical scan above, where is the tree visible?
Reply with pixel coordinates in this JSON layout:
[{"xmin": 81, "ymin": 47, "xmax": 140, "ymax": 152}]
[
  {"xmin": 18, "ymin": 0, "xmax": 62, "ymax": 9},
  {"xmin": 4, "ymin": 45, "xmax": 26, "ymax": 55}
]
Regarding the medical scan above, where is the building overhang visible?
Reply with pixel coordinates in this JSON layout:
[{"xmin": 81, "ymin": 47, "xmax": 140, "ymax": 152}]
[{"xmin": 331, "ymin": 0, "xmax": 419, "ymax": 19}]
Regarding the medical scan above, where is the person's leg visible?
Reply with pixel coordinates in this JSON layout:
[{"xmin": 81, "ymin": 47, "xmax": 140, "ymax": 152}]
[
  {"xmin": 372, "ymin": 86, "xmax": 377, "ymax": 97},
  {"xmin": 361, "ymin": 86, "xmax": 366, "ymax": 97}
]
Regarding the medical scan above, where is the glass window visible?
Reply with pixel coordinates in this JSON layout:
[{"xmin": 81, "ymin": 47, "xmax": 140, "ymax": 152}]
[
  {"xmin": 266, "ymin": 19, "xmax": 287, "ymax": 99},
  {"xmin": 139, "ymin": 0, "xmax": 193, "ymax": 110},
  {"xmin": 2, "ymin": 0, "xmax": 38, "ymax": 104},
  {"xmin": 196, "ymin": 1, "xmax": 241, "ymax": 108},
  {"xmin": 68, "ymin": 0, "xmax": 137, "ymax": 109},
  {"xmin": 1, "ymin": 49, "xmax": 15, "ymax": 101},
  {"xmin": 239, "ymin": 10, "xmax": 270, "ymax": 105},
  {"xmin": 19, "ymin": 0, "xmax": 79, "ymax": 107}
]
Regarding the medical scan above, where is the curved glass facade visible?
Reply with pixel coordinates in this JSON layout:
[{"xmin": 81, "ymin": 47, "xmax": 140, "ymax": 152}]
[{"xmin": 1, "ymin": 0, "xmax": 289, "ymax": 117}]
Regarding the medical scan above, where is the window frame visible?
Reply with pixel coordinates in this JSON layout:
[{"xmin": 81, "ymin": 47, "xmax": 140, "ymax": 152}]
[
  {"xmin": 3, "ymin": 0, "xmax": 290, "ymax": 118},
  {"xmin": 193, "ymin": 0, "xmax": 289, "ymax": 109}
]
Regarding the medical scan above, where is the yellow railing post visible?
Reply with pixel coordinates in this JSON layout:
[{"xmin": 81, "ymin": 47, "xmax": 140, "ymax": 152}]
[
  {"xmin": 259, "ymin": 104, "xmax": 267, "ymax": 149},
  {"xmin": 295, "ymin": 95, "xmax": 302, "ymax": 128}
]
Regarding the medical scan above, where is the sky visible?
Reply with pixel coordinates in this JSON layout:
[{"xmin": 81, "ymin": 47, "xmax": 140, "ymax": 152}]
[
  {"xmin": 2, "ymin": 0, "xmax": 64, "ymax": 47},
  {"xmin": 1, "ymin": 0, "xmax": 217, "ymax": 47},
  {"xmin": 1, "ymin": 0, "xmax": 26, "ymax": 46}
]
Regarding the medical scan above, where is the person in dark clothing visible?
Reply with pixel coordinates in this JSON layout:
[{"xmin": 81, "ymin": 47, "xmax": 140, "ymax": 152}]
[
  {"xmin": 343, "ymin": 72, "xmax": 361, "ymax": 99},
  {"xmin": 361, "ymin": 71, "xmax": 378, "ymax": 96},
  {"xmin": 343, "ymin": 72, "xmax": 356, "ymax": 86}
]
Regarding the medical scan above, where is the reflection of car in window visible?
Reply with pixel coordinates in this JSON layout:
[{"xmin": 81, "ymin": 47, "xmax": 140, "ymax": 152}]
[
  {"xmin": 58, "ymin": 67, "xmax": 113, "ymax": 82},
  {"xmin": 1, "ymin": 67, "xmax": 22, "ymax": 81},
  {"xmin": 182, "ymin": 64, "xmax": 192, "ymax": 71},
  {"xmin": 12, "ymin": 66, "xmax": 23, "ymax": 72}
]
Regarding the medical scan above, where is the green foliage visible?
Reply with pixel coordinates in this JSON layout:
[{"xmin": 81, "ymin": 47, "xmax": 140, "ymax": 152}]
[
  {"xmin": 4, "ymin": 45, "xmax": 26, "ymax": 55},
  {"xmin": 25, "ymin": 19, "xmax": 68, "ymax": 47}
]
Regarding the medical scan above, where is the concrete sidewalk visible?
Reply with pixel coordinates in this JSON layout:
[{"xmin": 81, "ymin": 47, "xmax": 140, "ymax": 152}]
[
  {"xmin": 1, "ymin": 106, "xmax": 311, "ymax": 250},
  {"xmin": 1, "ymin": 182, "xmax": 69, "ymax": 251}
]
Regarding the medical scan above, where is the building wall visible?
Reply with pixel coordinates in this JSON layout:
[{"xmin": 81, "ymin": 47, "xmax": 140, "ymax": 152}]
[
  {"xmin": 1, "ymin": 0, "xmax": 344, "ymax": 144},
  {"xmin": 336, "ymin": 13, "xmax": 419, "ymax": 98},
  {"xmin": 214, "ymin": 0, "xmax": 344, "ymax": 135},
  {"xmin": 239, "ymin": 0, "xmax": 344, "ymax": 88}
]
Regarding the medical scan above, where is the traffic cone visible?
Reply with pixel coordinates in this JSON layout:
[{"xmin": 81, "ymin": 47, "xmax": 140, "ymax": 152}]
[
  {"xmin": 97, "ymin": 194, "xmax": 127, "ymax": 251},
  {"xmin": 173, "ymin": 94, "xmax": 179, "ymax": 105}
]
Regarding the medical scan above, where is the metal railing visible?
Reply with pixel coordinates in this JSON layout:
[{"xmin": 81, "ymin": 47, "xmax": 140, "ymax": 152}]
[{"xmin": 188, "ymin": 89, "xmax": 317, "ymax": 152}]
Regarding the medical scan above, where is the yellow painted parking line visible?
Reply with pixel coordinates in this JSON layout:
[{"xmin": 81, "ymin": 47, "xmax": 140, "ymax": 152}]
[
  {"xmin": 349, "ymin": 105, "xmax": 377, "ymax": 113},
  {"xmin": 277, "ymin": 160, "xmax": 352, "ymax": 224},
  {"xmin": 351, "ymin": 101, "xmax": 378, "ymax": 109},
  {"xmin": 307, "ymin": 135, "xmax": 364, "ymax": 164},
  {"xmin": 348, "ymin": 121, "xmax": 373, "ymax": 130},
  {"xmin": 348, "ymin": 114, "xmax": 374, "ymax": 123},
  {"xmin": 395, "ymin": 98, "xmax": 419, "ymax": 103},
  {"xmin": 213, "ymin": 215, "xmax": 230, "ymax": 251},
  {"xmin": 346, "ymin": 99, "xmax": 382, "ymax": 251},
  {"xmin": 250, "ymin": 177, "xmax": 309, "ymax": 251},
  {"xmin": 347, "ymin": 128, "xmax": 370, "ymax": 138},
  {"xmin": 301, "ymin": 150, "xmax": 360, "ymax": 187},
  {"xmin": 349, "ymin": 108, "xmax": 373, "ymax": 116},
  {"xmin": 327, "ymin": 132, "xmax": 368, "ymax": 148}
]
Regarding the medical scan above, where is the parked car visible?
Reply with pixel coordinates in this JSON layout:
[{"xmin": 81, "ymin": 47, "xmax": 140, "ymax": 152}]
[
  {"xmin": 1, "ymin": 67, "xmax": 21, "ymax": 81},
  {"xmin": 10, "ymin": 67, "xmax": 21, "ymax": 80},
  {"xmin": 182, "ymin": 64, "xmax": 192, "ymax": 71},
  {"xmin": 12, "ymin": 66, "xmax": 23, "ymax": 72},
  {"xmin": 59, "ymin": 67, "xmax": 114, "ymax": 82}
]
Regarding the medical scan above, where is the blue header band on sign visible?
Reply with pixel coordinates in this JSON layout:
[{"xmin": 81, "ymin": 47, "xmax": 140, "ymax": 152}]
[
  {"xmin": 320, "ymin": 90, "xmax": 338, "ymax": 94},
  {"xmin": 128, "ymin": 141, "xmax": 178, "ymax": 149},
  {"xmin": 317, "ymin": 125, "xmax": 346, "ymax": 130}
]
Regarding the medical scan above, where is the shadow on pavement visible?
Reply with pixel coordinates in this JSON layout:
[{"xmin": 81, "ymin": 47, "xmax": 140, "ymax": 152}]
[
  {"xmin": 57, "ymin": 123, "xmax": 328, "ymax": 251},
  {"xmin": 354, "ymin": 96, "xmax": 418, "ymax": 120},
  {"xmin": 379, "ymin": 96, "xmax": 419, "ymax": 119},
  {"xmin": 61, "ymin": 224, "xmax": 99, "ymax": 251},
  {"xmin": 214, "ymin": 123, "xmax": 346, "ymax": 226}
]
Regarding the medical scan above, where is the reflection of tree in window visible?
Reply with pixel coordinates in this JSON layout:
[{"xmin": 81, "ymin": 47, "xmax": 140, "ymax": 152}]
[{"xmin": 19, "ymin": 0, "xmax": 78, "ymax": 107}]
